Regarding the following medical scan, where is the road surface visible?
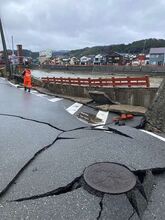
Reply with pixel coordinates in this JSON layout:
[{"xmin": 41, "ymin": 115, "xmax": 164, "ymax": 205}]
[{"xmin": 0, "ymin": 77, "xmax": 165, "ymax": 220}]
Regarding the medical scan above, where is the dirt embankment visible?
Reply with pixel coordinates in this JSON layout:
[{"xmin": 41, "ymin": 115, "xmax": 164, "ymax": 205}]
[{"xmin": 145, "ymin": 78, "xmax": 165, "ymax": 132}]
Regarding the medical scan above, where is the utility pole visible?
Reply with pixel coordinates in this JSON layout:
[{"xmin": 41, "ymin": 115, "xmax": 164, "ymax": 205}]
[
  {"xmin": 11, "ymin": 35, "xmax": 15, "ymax": 75},
  {"xmin": 142, "ymin": 39, "xmax": 147, "ymax": 54},
  {"xmin": 0, "ymin": 17, "xmax": 11, "ymax": 78},
  {"xmin": 11, "ymin": 35, "xmax": 14, "ymax": 55}
]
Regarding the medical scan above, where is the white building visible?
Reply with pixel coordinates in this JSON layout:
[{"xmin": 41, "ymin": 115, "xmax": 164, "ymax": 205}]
[
  {"xmin": 80, "ymin": 56, "xmax": 91, "ymax": 65},
  {"xmin": 39, "ymin": 49, "xmax": 52, "ymax": 64}
]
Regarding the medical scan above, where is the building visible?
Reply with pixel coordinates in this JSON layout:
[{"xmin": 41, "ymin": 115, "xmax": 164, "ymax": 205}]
[
  {"xmin": 70, "ymin": 57, "xmax": 79, "ymax": 65},
  {"xmin": 39, "ymin": 49, "xmax": 52, "ymax": 64},
  {"xmin": 9, "ymin": 54, "xmax": 19, "ymax": 65},
  {"xmin": 149, "ymin": 48, "xmax": 165, "ymax": 65},
  {"xmin": 93, "ymin": 54, "xmax": 107, "ymax": 65},
  {"xmin": 131, "ymin": 54, "xmax": 149, "ymax": 66},
  {"xmin": 108, "ymin": 52, "xmax": 124, "ymax": 65},
  {"xmin": 93, "ymin": 52, "xmax": 125, "ymax": 65},
  {"xmin": 50, "ymin": 57, "xmax": 62, "ymax": 65},
  {"xmin": 80, "ymin": 56, "xmax": 91, "ymax": 65},
  {"xmin": 61, "ymin": 58, "xmax": 70, "ymax": 65}
]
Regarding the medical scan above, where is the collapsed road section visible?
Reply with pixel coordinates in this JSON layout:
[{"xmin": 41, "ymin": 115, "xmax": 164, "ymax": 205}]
[{"xmin": 0, "ymin": 77, "xmax": 165, "ymax": 219}]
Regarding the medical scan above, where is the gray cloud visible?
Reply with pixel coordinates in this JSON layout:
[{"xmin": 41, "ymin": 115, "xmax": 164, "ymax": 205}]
[{"xmin": 0, "ymin": 0, "xmax": 165, "ymax": 51}]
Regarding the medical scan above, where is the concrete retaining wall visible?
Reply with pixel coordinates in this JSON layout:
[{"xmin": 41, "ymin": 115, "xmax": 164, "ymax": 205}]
[
  {"xmin": 10, "ymin": 76, "xmax": 157, "ymax": 108},
  {"xmin": 42, "ymin": 81, "xmax": 157, "ymax": 108}
]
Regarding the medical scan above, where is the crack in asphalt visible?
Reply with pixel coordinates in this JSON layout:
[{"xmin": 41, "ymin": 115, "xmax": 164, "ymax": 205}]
[
  {"xmin": 134, "ymin": 167, "xmax": 165, "ymax": 175},
  {"xmin": 128, "ymin": 211, "xmax": 136, "ymax": 220},
  {"xmin": 125, "ymin": 170, "xmax": 154, "ymax": 219},
  {"xmin": 0, "ymin": 112, "xmax": 88, "ymax": 198},
  {"xmin": 126, "ymin": 192, "xmax": 141, "ymax": 219},
  {"xmin": 56, "ymin": 136, "xmax": 76, "ymax": 140},
  {"xmin": 9, "ymin": 176, "xmax": 82, "ymax": 202},
  {"xmin": 0, "ymin": 113, "xmax": 65, "ymax": 132},
  {"xmin": 0, "ymin": 112, "xmax": 147, "ymax": 201},
  {"xmin": 96, "ymin": 196, "xmax": 104, "ymax": 220},
  {"xmin": 0, "ymin": 113, "xmax": 96, "ymax": 200},
  {"xmin": 0, "ymin": 78, "xmax": 164, "ymax": 219},
  {"xmin": 0, "ymin": 110, "xmax": 163, "ymax": 218},
  {"xmin": 136, "ymin": 180, "xmax": 148, "ymax": 202},
  {"xmin": 107, "ymin": 127, "xmax": 133, "ymax": 138},
  {"xmin": 0, "ymin": 133, "xmax": 65, "ymax": 198}
]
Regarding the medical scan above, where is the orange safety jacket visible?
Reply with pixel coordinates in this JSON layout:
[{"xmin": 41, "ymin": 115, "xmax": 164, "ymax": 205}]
[{"xmin": 23, "ymin": 69, "xmax": 32, "ymax": 88}]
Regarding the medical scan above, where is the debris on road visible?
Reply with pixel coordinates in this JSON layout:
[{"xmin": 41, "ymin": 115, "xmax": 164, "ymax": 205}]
[{"xmin": 97, "ymin": 104, "xmax": 147, "ymax": 115}]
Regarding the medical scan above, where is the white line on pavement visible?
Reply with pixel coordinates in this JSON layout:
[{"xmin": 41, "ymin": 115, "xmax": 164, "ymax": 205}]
[
  {"xmin": 48, "ymin": 97, "xmax": 63, "ymax": 102},
  {"xmin": 95, "ymin": 110, "xmax": 109, "ymax": 129},
  {"xmin": 35, "ymin": 93, "xmax": 47, "ymax": 97},
  {"xmin": 30, "ymin": 90, "xmax": 38, "ymax": 93},
  {"xmin": 141, "ymin": 130, "xmax": 165, "ymax": 142},
  {"xmin": 66, "ymin": 102, "xmax": 83, "ymax": 115},
  {"xmin": 8, "ymin": 81, "xmax": 19, "ymax": 87}
]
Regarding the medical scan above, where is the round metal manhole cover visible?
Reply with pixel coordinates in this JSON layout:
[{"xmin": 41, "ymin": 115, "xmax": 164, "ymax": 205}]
[{"xmin": 83, "ymin": 162, "xmax": 136, "ymax": 194}]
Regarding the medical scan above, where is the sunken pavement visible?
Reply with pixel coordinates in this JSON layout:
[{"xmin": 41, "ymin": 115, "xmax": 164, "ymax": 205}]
[{"xmin": 0, "ymin": 77, "xmax": 165, "ymax": 220}]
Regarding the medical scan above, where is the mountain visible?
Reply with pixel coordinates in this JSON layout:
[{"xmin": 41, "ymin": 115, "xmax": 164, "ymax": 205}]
[
  {"xmin": 22, "ymin": 50, "xmax": 39, "ymax": 59},
  {"xmin": 3, "ymin": 38, "xmax": 165, "ymax": 59},
  {"xmin": 52, "ymin": 50, "xmax": 69, "ymax": 56},
  {"xmin": 67, "ymin": 38, "xmax": 165, "ymax": 57}
]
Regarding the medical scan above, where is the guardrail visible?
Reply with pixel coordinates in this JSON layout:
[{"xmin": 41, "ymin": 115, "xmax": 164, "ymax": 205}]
[{"xmin": 41, "ymin": 75, "xmax": 150, "ymax": 88}]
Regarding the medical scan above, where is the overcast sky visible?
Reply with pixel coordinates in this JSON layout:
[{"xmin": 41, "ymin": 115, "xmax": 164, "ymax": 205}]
[{"xmin": 0, "ymin": 0, "xmax": 165, "ymax": 52}]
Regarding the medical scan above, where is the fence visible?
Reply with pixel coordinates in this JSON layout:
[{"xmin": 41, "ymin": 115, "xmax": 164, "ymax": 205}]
[{"xmin": 41, "ymin": 75, "xmax": 150, "ymax": 88}]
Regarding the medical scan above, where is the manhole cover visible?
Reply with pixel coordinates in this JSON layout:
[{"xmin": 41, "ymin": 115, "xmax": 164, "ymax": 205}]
[{"xmin": 83, "ymin": 162, "xmax": 137, "ymax": 194}]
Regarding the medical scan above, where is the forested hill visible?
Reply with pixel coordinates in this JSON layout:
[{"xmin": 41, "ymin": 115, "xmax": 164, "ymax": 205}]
[{"xmin": 67, "ymin": 38, "xmax": 165, "ymax": 57}]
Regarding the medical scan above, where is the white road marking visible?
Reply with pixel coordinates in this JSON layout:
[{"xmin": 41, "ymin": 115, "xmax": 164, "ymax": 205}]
[
  {"xmin": 48, "ymin": 97, "xmax": 63, "ymax": 102},
  {"xmin": 31, "ymin": 90, "xmax": 38, "ymax": 93},
  {"xmin": 35, "ymin": 93, "xmax": 47, "ymax": 97},
  {"xmin": 66, "ymin": 102, "xmax": 83, "ymax": 115},
  {"xmin": 141, "ymin": 130, "xmax": 165, "ymax": 142},
  {"xmin": 3, "ymin": 81, "xmax": 64, "ymax": 104},
  {"xmin": 8, "ymin": 81, "xmax": 19, "ymax": 87},
  {"xmin": 95, "ymin": 110, "xmax": 109, "ymax": 129}
]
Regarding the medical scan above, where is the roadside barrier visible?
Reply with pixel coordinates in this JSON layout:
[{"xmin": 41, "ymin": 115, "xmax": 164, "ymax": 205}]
[{"xmin": 41, "ymin": 75, "xmax": 150, "ymax": 88}]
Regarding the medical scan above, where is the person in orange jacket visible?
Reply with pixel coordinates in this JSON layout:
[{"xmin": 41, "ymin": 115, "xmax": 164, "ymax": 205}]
[{"xmin": 22, "ymin": 68, "xmax": 32, "ymax": 92}]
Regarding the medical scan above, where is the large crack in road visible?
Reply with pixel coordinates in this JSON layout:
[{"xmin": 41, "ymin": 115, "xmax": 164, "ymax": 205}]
[
  {"xmin": 9, "ymin": 176, "xmax": 82, "ymax": 202},
  {"xmin": 1, "ymin": 107, "xmax": 165, "ymax": 219},
  {"xmin": 0, "ymin": 113, "xmax": 124, "ymax": 199}
]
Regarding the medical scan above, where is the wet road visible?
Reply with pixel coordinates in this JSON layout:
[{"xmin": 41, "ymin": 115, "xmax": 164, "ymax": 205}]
[{"xmin": 0, "ymin": 77, "xmax": 165, "ymax": 219}]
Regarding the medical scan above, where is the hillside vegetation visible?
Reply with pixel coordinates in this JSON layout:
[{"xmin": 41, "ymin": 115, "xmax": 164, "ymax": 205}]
[{"xmin": 67, "ymin": 38, "xmax": 165, "ymax": 57}]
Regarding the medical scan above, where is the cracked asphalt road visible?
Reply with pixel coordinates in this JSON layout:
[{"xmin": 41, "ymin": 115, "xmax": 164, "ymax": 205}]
[{"xmin": 0, "ymin": 77, "xmax": 165, "ymax": 220}]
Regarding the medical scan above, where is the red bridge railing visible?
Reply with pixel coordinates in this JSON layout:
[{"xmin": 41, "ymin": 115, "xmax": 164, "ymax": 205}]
[{"xmin": 41, "ymin": 75, "xmax": 150, "ymax": 88}]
